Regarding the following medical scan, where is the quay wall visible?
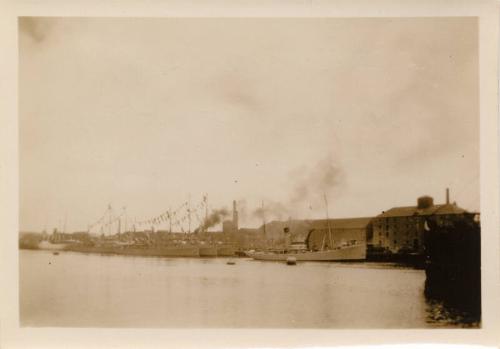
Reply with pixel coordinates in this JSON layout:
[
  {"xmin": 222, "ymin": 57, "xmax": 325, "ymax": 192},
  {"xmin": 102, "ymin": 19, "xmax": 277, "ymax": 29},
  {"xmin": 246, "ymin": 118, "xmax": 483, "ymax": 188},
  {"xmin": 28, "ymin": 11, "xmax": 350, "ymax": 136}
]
[{"xmin": 424, "ymin": 214, "xmax": 481, "ymax": 323}]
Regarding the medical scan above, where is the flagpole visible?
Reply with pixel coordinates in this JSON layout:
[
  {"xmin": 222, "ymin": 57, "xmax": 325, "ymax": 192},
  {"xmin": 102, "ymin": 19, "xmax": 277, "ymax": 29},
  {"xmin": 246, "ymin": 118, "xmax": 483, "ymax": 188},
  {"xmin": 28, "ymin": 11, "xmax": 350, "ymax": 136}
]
[
  {"xmin": 107, "ymin": 204, "xmax": 111, "ymax": 236},
  {"xmin": 188, "ymin": 194, "xmax": 191, "ymax": 235},
  {"xmin": 204, "ymin": 194, "xmax": 208, "ymax": 233},
  {"xmin": 124, "ymin": 206, "xmax": 127, "ymax": 234},
  {"xmin": 324, "ymin": 193, "xmax": 333, "ymax": 249},
  {"xmin": 169, "ymin": 208, "xmax": 172, "ymax": 233}
]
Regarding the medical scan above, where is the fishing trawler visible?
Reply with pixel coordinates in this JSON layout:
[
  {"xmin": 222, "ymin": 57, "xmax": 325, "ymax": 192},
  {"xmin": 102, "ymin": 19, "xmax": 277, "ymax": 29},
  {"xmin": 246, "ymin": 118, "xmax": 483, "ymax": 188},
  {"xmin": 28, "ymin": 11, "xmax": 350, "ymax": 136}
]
[{"xmin": 250, "ymin": 195, "xmax": 366, "ymax": 262}]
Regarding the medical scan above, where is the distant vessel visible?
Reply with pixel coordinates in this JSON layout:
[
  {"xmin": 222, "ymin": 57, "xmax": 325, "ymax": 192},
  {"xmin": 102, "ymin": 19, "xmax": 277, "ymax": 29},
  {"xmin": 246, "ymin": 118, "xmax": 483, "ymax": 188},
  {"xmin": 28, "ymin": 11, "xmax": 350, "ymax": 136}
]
[
  {"xmin": 251, "ymin": 194, "xmax": 366, "ymax": 262},
  {"xmin": 38, "ymin": 240, "xmax": 67, "ymax": 250},
  {"xmin": 217, "ymin": 245, "xmax": 236, "ymax": 256},
  {"xmin": 250, "ymin": 243, "xmax": 366, "ymax": 261},
  {"xmin": 64, "ymin": 244, "xmax": 201, "ymax": 257},
  {"xmin": 199, "ymin": 246, "xmax": 218, "ymax": 257}
]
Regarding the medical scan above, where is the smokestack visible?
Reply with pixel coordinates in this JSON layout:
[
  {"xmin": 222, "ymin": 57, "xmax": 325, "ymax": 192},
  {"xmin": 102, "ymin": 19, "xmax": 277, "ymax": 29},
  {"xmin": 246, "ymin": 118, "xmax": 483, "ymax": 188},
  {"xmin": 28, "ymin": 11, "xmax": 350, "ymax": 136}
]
[
  {"xmin": 232, "ymin": 200, "xmax": 238, "ymax": 231},
  {"xmin": 446, "ymin": 188, "xmax": 450, "ymax": 204}
]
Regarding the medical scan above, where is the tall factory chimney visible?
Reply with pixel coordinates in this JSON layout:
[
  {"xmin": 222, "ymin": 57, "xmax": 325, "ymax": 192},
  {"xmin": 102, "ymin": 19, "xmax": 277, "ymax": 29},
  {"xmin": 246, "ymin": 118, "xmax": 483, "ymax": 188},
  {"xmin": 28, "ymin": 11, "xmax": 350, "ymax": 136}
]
[
  {"xmin": 232, "ymin": 200, "xmax": 239, "ymax": 231},
  {"xmin": 446, "ymin": 188, "xmax": 450, "ymax": 204}
]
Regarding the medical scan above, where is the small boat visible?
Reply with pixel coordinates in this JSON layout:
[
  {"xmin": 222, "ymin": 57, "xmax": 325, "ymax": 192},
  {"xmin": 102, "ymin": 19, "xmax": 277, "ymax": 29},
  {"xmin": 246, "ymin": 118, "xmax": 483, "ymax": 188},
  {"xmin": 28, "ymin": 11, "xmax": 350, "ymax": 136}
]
[
  {"xmin": 226, "ymin": 259, "xmax": 236, "ymax": 265},
  {"xmin": 286, "ymin": 256, "xmax": 297, "ymax": 265},
  {"xmin": 52, "ymin": 251, "xmax": 59, "ymax": 256}
]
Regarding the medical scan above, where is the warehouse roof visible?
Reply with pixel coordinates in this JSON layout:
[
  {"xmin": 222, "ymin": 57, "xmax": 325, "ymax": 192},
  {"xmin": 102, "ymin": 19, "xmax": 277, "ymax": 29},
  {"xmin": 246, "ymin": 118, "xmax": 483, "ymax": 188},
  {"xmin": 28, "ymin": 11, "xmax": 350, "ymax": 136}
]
[
  {"xmin": 308, "ymin": 217, "xmax": 373, "ymax": 229},
  {"xmin": 261, "ymin": 217, "xmax": 372, "ymax": 235},
  {"xmin": 376, "ymin": 203, "xmax": 467, "ymax": 218}
]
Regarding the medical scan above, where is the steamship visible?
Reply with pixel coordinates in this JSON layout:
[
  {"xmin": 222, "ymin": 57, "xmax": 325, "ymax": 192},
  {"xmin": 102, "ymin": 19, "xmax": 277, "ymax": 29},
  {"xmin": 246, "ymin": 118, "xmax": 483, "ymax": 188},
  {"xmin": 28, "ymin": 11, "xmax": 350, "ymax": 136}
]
[
  {"xmin": 250, "ymin": 241, "xmax": 366, "ymax": 262},
  {"xmin": 251, "ymin": 195, "xmax": 366, "ymax": 262}
]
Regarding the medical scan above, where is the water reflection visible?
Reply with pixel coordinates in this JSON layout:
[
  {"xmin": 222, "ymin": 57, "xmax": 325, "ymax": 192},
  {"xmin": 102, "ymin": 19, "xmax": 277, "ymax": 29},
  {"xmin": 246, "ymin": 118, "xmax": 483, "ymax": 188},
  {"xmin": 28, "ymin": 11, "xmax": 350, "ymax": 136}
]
[
  {"xmin": 425, "ymin": 298, "xmax": 480, "ymax": 327},
  {"xmin": 20, "ymin": 250, "xmax": 477, "ymax": 328}
]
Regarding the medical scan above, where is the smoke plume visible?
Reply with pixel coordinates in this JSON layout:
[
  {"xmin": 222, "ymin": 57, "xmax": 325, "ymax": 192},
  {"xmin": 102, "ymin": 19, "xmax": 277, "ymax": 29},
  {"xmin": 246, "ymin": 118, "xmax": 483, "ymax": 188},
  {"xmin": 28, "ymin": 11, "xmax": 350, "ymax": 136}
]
[
  {"xmin": 236, "ymin": 199, "xmax": 248, "ymax": 225},
  {"xmin": 290, "ymin": 155, "xmax": 343, "ymax": 205},
  {"xmin": 252, "ymin": 155, "xmax": 344, "ymax": 221},
  {"xmin": 252, "ymin": 200, "xmax": 290, "ymax": 222},
  {"xmin": 195, "ymin": 208, "xmax": 229, "ymax": 232}
]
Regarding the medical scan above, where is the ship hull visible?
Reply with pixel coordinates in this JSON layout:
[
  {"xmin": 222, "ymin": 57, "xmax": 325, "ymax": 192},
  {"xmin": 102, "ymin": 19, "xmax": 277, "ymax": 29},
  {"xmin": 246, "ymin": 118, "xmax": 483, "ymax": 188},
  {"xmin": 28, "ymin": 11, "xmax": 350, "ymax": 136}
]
[
  {"xmin": 63, "ymin": 245, "xmax": 200, "ymax": 257},
  {"xmin": 251, "ymin": 244, "xmax": 366, "ymax": 261},
  {"xmin": 199, "ymin": 246, "xmax": 218, "ymax": 257},
  {"xmin": 217, "ymin": 246, "xmax": 236, "ymax": 256},
  {"xmin": 37, "ymin": 241, "xmax": 68, "ymax": 250}
]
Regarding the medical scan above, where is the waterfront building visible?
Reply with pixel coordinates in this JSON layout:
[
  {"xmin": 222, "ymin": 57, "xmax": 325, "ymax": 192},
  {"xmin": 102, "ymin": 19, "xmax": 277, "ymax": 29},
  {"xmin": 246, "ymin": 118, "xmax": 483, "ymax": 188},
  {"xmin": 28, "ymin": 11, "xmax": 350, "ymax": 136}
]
[
  {"xmin": 222, "ymin": 220, "xmax": 237, "ymax": 235},
  {"xmin": 304, "ymin": 217, "xmax": 372, "ymax": 250},
  {"xmin": 369, "ymin": 190, "xmax": 469, "ymax": 255},
  {"xmin": 233, "ymin": 227, "xmax": 265, "ymax": 249},
  {"xmin": 246, "ymin": 218, "xmax": 372, "ymax": 250}
]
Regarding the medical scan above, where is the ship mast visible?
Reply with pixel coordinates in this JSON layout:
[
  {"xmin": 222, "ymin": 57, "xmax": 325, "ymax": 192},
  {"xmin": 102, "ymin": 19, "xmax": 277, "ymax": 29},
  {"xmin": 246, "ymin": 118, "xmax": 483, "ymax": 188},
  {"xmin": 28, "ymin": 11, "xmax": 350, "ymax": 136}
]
[
  {"xmin": 108, "ymin": 204, "xmax": 112, "ymax": 236},
  {"xmin": 262, "ymin": 200, "xmax": 266, "ymax": 234},
  {"xmin": 324, "ymin": 193, "xmax": 333, "ymax": 250},
  {"xmin": 63, "ymin": 213, "xmax": 67, "ymax": 234},
  {"xmin": 205, "ymin": 194, "xmax": 208, "ymax": 233},
  {"xmin": 124, "ymin": 206, "xmax": 127, "ymax": 233},
  {"xmin": 168, "ymin": 208, "xmax": 172, "ymax": 233}
]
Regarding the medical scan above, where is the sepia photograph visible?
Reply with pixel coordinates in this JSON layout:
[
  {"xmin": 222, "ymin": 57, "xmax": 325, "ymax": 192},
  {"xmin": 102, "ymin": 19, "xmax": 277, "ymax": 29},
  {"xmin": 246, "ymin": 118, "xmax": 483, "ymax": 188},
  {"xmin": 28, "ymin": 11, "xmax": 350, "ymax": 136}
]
[
  {"xmin": 16, "ymin": 16, "xmax": 486, "ymax": 330},
  {"xmin": 16, "ymin": 16, "xmax": 484, "ymax": 330}
]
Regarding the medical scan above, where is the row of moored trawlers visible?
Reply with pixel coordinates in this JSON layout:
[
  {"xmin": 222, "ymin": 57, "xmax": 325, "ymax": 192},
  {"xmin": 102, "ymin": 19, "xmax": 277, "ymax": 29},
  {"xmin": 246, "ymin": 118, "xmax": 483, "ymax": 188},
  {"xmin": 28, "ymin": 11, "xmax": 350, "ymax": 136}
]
[{"xmin": 48, "ymin": 195, "xmax": 366, "ymax": 262}]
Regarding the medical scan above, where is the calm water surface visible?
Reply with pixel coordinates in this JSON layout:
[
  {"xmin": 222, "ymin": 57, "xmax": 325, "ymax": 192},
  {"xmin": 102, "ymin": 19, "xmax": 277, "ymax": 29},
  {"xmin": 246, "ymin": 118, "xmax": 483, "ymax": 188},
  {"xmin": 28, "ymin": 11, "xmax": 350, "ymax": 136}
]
[{"xmin": 19, "ymin": 250, "xmax": 467, "ymax": 328}]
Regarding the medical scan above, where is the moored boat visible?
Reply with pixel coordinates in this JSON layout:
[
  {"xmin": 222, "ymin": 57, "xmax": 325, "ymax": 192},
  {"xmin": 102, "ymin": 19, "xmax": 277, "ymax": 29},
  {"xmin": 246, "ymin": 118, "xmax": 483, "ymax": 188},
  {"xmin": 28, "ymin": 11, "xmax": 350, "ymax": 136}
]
[
  {"xmin": 199, "ymin": 246, "xmax": 218, "ymax": 257},
  {"xmin": 217, "ymin": 245, "xmax": 236, "ymax": 256},
  {"xmin": 38, "ymin": 240, "xmax": 68, "ymax": 250},
  {"xmin": 251, "ymin": 194, "xmax": 366, "ymax": 262},
  {"xmin": 250, "ymin": 243, "xmax": 366, "ymax": 261},
  {"xmin": 64, "ymin": 243, "xmax": 201, "ymax": 257}
]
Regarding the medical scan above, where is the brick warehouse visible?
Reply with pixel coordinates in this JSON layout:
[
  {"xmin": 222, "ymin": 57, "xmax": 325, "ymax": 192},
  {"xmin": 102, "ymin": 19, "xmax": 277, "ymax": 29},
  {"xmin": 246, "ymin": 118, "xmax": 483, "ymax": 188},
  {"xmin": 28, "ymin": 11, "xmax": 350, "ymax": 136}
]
[
  {"xmin": 231, "ymin": 189, "xmax": 474, "ymax": 260},
  {"xmin": 367, "ymin": 189, "xmax": 471, "ymax": 256}
]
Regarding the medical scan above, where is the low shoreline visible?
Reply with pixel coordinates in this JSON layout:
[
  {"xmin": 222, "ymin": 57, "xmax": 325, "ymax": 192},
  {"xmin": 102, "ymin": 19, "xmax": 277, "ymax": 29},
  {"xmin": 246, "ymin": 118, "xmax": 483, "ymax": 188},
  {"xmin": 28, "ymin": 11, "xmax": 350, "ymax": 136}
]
[
  {"xmin": 20, "ymin": 245, "xmax": 425, "ymax": 269},
  {"xmin": 20, "ymin": 243, "xmax": 237, "ymax": 258}
]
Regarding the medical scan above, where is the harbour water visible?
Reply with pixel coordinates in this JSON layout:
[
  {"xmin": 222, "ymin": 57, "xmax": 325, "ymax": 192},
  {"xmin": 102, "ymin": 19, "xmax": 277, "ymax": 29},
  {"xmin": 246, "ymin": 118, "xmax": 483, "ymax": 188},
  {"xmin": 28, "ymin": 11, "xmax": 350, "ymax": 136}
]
[{"xmin": 19, "ymin": 250, "xmax": 474, "ymax": 328}]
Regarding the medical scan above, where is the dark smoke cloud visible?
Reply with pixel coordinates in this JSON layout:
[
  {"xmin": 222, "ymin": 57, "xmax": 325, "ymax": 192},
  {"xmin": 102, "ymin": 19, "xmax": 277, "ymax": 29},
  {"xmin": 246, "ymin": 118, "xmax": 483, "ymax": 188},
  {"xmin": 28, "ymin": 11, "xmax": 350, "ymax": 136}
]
[
  {"xmin": 252, "ymin": 155, "xmax": 344, "ymax": 221},
  {"xmin": 195, "ymin": 208, "xmax": 229, "ymax": 233}
]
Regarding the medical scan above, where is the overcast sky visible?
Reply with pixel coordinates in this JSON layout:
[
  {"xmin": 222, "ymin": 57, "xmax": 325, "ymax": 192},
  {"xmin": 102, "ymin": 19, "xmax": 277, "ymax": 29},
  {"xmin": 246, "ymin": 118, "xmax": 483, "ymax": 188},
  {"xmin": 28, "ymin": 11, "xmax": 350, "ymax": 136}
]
[{"xmin": 19, "ymin": 17, "xmax": 479, "ymax": 232}]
